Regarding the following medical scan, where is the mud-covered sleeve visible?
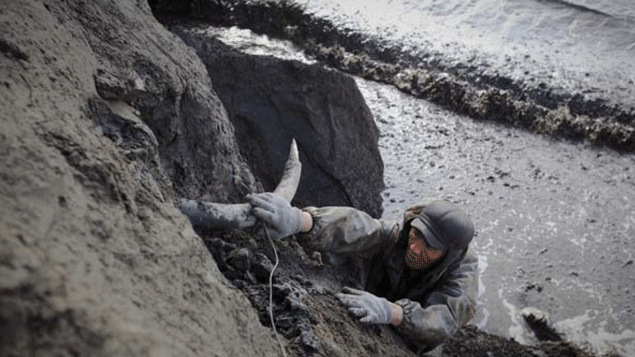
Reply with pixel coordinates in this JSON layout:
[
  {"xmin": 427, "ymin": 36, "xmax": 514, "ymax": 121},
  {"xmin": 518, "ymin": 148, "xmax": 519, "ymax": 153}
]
[
  {"xmin": 393, "ymin": 252, "xmax": 478, "ymax": 352},
  {"xmin": 295, "ymin": 206, "xmax": 398, "ymax": 260}
]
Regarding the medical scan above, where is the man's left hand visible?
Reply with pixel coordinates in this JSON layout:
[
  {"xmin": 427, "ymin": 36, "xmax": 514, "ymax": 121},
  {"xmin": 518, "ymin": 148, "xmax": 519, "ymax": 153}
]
[{"xmin": 336, "ymin": 287, "xmax": 393, "ymax": 324}]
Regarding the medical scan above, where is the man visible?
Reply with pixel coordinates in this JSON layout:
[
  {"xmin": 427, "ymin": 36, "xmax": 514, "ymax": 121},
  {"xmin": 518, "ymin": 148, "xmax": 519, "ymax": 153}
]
[{"xmin": 247, "ymin": 192, "xmax": 478, "ymax": 356}]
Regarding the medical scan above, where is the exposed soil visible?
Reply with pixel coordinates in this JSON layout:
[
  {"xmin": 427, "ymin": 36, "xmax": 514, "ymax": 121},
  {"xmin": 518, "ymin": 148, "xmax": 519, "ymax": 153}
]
[{"xmin": 199, "ymin": 226, "xmax": 620, "ymax": 357}]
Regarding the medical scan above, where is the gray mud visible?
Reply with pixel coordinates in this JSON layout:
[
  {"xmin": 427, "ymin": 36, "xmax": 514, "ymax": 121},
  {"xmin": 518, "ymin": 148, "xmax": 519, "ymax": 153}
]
[{"xmin": 198, "ymin": 26, "xmax": 635, "ymax": 356}]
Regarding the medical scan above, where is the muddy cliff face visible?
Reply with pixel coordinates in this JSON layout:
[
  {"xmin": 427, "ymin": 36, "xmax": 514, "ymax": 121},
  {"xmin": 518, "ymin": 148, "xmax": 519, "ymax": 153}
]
[{"xmin": 0, "ymin": 1, "xmax": 279, "ymax": 356}]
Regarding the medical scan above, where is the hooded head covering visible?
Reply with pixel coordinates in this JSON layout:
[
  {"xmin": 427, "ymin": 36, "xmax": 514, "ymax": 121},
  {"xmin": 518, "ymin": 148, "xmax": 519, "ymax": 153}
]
[
  {"xmin": 365, "ymin": 200, "xmax": 476, "ymax": 301},
  {"xmin": 409, "ymin": 200, "xmax": 474, "ymax": 251}
]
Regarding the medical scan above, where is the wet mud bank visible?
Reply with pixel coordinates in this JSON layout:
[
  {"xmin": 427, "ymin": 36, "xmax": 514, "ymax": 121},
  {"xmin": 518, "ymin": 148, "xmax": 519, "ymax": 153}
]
[
  {"xmin": 198, "ymin": 227, "xmax": 611, "ymax": 357},
  {"xmin": 150, "ymin": 0, "xmax": 635, "ymax": 152},
  {"xmin": 198, "ymin": 228, "xmax": 418, "ymax": 357}
]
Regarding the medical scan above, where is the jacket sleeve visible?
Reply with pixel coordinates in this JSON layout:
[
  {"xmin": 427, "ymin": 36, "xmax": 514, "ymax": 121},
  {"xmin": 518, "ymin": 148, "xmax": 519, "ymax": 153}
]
[
  {"xmin": 393, "ymin": 252, "xmax": 478, "ymax": 353},
  {"xmin": 295, "ymin": 206, "xmax": 398, "ymax": 261}
]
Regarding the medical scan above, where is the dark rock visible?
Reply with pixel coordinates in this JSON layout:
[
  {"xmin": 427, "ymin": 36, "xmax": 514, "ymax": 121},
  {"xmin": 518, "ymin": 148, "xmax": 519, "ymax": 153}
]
[
  {"xmin": 173, "ymin": 27, "xmax": 384, "ymax": 217},
  {"xmin": 521, "ymin": 307, "xmax": 563, "ymax": 342},
  {"xmin": 241, "ymin": 280, "xmax": 322, "ymax": 354},
  {"xmin": 203, "ymin": 237, "xmax": 237, "ymax": 273},
  {"xmin": 227, "ymin": 248, "xmax": 251, "ymax": 273},
  {"xmin": 296, "ymin": 322, "xmax": 320, "ymax": 353},
  {"xmin": 251, "ymin": 252, "xmax": 276, "ymax": 282},
  {"xmin": 205, "ymin": 237, "xmax": 238, "ymax": 255},
  {"xmin": 224, "ymin": 248, "xmax": 258, "ymax": 284},
  {"xmin": 287, "ymin": 296, "xmax": 314, "ymax": 323},
  {"xmin": 232, "ymin": 279, "xmax": 249, "ymax": 289}
]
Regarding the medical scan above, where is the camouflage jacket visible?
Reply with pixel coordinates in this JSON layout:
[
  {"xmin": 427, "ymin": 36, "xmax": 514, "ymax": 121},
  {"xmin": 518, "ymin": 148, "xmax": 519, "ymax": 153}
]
[{"xmin": 297, "ymin": 202, "xmax": 478, "ymax": 354}]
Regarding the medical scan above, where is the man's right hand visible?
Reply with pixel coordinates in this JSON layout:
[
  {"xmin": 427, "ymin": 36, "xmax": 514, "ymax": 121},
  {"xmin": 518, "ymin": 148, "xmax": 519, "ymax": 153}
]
[{"xmin": 246, "ymin": 192, "xmax": 303, "ymax": 240}]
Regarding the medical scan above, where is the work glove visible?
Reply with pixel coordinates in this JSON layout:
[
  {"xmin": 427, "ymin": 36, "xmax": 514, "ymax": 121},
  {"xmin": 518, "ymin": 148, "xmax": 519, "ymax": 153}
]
[
  {"xmin": 336, "ymin": 287, "xmax": 393, "ymax": 324},
  {"xmin": 246, "ymin": 192, "xmax": 302, "ymax": 240}
]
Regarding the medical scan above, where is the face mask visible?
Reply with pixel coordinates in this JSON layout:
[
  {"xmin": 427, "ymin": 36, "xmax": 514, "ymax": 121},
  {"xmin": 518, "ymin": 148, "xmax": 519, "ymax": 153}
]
[{"xmin": 405, "ymin": 230, "xmax": 445, "ymax": 270}]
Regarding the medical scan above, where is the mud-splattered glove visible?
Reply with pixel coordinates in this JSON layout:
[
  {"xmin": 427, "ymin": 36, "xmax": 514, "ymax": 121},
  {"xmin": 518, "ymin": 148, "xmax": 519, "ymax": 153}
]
[
  {"xmin": 247, "ymin": 192, "xmax": 302, "ymax": 240},
  {"xmin": 336, "ymin": 287, "xmax": 393, "ymax": 324}
]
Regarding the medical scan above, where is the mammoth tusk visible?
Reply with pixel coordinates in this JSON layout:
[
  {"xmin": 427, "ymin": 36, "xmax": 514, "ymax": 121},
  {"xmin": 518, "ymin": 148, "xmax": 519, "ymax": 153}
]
[
  {"xmin": 178, "ymin": 139, "xmax": 302, "ymax": 229},
  {"xmin": 177, "ymin": 200, "xmax": 257, "ymax": 229},
  {"xmin": 271, "ymin": 138, "xmax": 301, "ymax": 201}
]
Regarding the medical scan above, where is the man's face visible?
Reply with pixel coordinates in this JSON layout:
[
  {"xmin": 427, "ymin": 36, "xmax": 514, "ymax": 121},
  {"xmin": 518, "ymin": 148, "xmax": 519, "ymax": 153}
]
[{"xmin": 405, "ymin": 227, "xmax": 446, "ymax": 270}]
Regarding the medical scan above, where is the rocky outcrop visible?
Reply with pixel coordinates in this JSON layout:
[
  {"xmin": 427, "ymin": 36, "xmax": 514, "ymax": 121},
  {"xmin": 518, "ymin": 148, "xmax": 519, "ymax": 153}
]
[
  {"xmin": 173, "ymin": 27, "xmax": 384, "ymax": 217},
  {"xmin": 0, "ymin": 1, "xmax": 280, "ymax": 356}
]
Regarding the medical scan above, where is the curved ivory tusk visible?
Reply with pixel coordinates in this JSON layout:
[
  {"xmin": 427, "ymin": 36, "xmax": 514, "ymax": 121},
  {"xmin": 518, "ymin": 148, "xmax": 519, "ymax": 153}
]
[
  {"xmin": 272, "ymin": 139, "xmax": 301, "ymax": 201},
  {"xmin": 178, "ymin": 139, "xmax": 302, "ymax": 229}
]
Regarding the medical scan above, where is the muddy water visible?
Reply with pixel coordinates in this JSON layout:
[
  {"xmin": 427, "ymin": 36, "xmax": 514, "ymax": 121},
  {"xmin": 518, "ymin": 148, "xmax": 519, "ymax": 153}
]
[
  {"xmin": 199, "ymin": 27, "xmax": 635, "ymax": 356},
  {"xmin": 301, "ymin": 0, "xmax": 635, "ymax": 109},
  {"xmin": 360, "ymin": 77, "xmax": 635, "ymax": 356}
]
